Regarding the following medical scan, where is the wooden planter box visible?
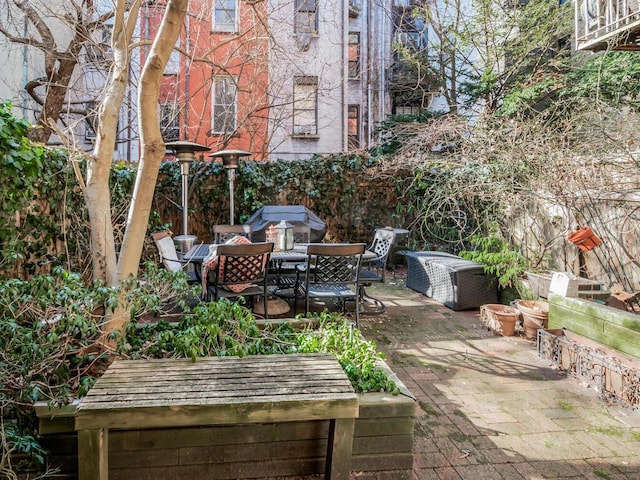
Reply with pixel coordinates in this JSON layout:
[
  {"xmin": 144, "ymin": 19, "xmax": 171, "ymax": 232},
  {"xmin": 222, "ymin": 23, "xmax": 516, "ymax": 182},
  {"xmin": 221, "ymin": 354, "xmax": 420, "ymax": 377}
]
[
  {"xmin": 525, "ymin": 272, "xmax": 604, "ymax": 299},
  {"xmin": 36, "ymin": 361, "xmax": 416, "ymax": 480},
  {"xmin": 548, "ymin": 293, "xmax": 640, "ymax": 360}
]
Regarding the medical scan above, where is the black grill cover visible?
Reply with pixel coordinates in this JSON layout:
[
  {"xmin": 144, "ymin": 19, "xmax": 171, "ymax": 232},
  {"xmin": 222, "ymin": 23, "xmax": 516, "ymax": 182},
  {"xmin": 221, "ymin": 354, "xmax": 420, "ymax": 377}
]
[{"xmin": 245, "ymin": 205, "xmax": 326, "ymax": 242}]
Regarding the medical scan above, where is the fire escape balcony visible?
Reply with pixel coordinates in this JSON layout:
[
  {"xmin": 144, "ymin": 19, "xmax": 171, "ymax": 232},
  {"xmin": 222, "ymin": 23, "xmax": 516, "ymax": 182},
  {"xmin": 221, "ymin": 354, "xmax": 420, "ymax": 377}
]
[{"xmin": 575, "ymin": 0, "xmax": 640, "ymax": 51}]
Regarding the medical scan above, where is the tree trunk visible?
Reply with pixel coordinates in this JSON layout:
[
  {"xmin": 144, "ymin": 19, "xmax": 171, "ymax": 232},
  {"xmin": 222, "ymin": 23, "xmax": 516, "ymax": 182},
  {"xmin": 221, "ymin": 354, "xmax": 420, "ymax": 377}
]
[
  {"xmin": 106, "ymin": 0, "xmax": 188, "ymax": 336},
  {"xmin": 86, "ymin": 0, "xmax": 141, "ymax": 284}
]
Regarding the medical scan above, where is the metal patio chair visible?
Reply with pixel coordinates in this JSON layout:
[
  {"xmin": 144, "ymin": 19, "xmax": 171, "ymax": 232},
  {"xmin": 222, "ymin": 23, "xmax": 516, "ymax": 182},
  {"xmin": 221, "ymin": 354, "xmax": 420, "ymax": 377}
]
[
  {"xmin": 151, "ymin": 231, "xmax": 198, "ymax": 283},
  {"xmin": 294, "ymin": 243, "xmax": 366, "ymax": 328},
  {"xmin": 213, "ymin": 224, "xmax": 253, "ymax": 244},
  {"xmin": 204, "ymin": 242, "xmax": 274, "ymax": 318},
  {"xmin": 358, "ymin": 228, "xmax": 396, "ymax": 314}
]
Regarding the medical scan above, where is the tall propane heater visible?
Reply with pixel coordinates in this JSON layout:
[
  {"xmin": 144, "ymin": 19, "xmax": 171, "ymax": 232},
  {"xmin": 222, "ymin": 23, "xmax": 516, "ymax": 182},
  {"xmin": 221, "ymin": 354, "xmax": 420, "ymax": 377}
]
[
  {"xmin": 165, "ymin": 141, "xmax": 211, "ymax": 254},
  {"xmin": 209, "ymin": 149, "xmax": 251, "ymax": 225}
]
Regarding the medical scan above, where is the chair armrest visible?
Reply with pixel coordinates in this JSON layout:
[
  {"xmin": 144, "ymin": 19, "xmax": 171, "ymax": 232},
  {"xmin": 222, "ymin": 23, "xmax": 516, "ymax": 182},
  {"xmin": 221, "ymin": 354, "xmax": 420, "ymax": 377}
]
[{"xmin": 163, "ymin": 258, "xmax": 188, "ymax": 266}]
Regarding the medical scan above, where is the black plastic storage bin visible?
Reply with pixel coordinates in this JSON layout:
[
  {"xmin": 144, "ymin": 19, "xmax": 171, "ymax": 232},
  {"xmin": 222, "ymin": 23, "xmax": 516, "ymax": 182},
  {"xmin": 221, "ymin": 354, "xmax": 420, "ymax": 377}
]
[{"xmin": 404, "ymin": 251, "xmax": 498, "ymax": 310}]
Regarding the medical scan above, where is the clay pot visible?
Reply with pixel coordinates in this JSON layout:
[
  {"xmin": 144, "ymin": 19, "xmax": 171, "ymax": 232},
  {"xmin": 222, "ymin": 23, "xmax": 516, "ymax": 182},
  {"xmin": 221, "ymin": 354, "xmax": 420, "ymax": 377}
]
[
  {"xmin": 516, "ymin": 300, "xmax": 549, "ymax": 338},
  {"xmin": 484, "ymin": 304, "xmax": 520, "ymax": 336},
  {"xmin": 567, "ymin": 227, "xmax": 602, "ymax": 252}
]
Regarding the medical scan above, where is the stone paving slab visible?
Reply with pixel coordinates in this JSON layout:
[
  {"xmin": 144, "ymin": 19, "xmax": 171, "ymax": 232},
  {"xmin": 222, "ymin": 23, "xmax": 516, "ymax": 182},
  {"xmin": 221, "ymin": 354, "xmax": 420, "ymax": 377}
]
[{"xmin": 361, "ymin": 281, "xmax": 640, "ymax": 480}]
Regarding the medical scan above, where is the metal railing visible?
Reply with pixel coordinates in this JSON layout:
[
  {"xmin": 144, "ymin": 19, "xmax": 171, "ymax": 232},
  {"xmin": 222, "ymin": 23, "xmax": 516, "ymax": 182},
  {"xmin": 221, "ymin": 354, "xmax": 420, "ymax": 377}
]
[{"xmin": 575, "ymin": 0, "xmax": 640, "ymax": 50}]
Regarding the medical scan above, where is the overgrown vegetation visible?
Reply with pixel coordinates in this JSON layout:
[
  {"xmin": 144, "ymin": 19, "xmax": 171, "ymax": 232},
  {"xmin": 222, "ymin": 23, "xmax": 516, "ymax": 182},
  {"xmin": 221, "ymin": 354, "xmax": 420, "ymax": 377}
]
[{"xmin": 0, "ymin": 266, "xmax": 396, "ymax": 476}]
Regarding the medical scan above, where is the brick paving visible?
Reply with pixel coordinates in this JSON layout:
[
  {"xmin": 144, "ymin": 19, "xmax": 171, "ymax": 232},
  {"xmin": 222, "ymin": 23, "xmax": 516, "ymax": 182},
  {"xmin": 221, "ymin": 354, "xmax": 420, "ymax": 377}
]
[{"xmin": 360, "ymin": 279, "xmax": 640, "ymax": 480}]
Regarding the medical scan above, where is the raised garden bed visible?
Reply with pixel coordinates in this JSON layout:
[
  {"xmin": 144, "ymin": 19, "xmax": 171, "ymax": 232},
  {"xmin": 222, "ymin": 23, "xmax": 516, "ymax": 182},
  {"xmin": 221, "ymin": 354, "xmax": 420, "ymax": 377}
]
[
  {"xmin": 36, "ymin": 360, "xmax": 416, "ymax": 480},
  {"xmin": 548, "ymin": 293, "xmax": 640, "ymax": 360}
]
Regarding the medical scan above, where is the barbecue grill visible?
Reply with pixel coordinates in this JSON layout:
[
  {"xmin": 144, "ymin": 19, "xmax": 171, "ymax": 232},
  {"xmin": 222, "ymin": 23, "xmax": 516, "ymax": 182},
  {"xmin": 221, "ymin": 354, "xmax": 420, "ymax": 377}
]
[{"xmin": 245, "ymin": 206, "xmax": 326, "ymax": 242}]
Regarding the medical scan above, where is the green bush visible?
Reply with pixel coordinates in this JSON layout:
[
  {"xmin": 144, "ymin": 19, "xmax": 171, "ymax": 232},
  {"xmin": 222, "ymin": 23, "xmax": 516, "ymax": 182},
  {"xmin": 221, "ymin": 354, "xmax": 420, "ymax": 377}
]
[{"xmin": 1, "ymin": 267, "xmax": 396, "ymax": 476}]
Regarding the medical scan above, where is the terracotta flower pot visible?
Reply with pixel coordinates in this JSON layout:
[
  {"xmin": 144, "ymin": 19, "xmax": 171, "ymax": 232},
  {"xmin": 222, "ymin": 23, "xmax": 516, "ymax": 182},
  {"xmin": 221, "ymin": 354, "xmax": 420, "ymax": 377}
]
[
  {"xmin": 567, "ymin": 227, "xmax": 602, "ymax": 252},
  {"xmin": 483, "ymin": 304, "xmax": 520, "ymax": 336},
  {"xmin": 516, "ymin": 300, "xmax": 549, "ymax": 338}
]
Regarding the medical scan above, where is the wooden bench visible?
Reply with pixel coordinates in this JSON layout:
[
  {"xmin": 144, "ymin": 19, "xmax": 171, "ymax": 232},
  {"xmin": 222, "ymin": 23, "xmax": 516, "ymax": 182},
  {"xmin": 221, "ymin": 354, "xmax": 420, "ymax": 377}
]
[{"xmin": 74, "ymin": 354, "xmax": 359, "ymax": 480}]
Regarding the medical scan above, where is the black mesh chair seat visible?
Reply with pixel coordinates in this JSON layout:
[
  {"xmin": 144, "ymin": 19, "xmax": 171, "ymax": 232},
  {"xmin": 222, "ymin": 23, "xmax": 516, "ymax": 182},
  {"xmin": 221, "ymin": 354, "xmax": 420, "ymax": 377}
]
[
  {"xmin": 204, "ymin": 242, "xmax": 274, "ymax": 318},
  {"xmin": 294, "ymin": 243, "xmax": 366, "ymax": 328}
]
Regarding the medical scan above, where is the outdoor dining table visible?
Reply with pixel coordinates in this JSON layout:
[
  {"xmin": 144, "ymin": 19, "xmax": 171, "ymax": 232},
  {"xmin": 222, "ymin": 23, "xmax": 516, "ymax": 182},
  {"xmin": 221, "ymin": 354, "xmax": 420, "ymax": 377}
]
[
  {"xmin": 183, "ymin": 243, "xmax": 384, "ymax": 314},
  {"xmin": 183, "ymin": 242, "xmax": 311, "ymax": 264}
]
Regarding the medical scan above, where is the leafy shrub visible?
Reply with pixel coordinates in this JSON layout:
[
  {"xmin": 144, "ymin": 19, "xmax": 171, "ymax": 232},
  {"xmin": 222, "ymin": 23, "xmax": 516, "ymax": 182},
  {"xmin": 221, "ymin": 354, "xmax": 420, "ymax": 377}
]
[
  {"xmin": 1, "ymin": 267, "xmax": 396, "ymax": 476},
  {"xmin": 459, "ymin": 232, "xmax": 529, "ymax": 289}
]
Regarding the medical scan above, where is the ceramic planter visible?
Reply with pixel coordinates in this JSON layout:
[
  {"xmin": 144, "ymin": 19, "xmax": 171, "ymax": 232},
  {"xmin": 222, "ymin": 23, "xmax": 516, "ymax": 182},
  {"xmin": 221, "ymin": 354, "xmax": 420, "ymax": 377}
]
[
  {"xmin": 516, "ymin": 299, "xmax": 549, "ymax": 338},
  {"xmin": 481, "ymin": 304, "xmax": 520, "ymax": 336}
]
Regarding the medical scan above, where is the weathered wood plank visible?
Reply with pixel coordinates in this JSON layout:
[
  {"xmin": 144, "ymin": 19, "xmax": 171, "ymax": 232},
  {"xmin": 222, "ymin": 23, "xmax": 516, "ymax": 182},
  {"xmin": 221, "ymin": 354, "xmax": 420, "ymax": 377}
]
[
  {"xmin": 357, "ymin": 392, "xmax": 416, "ymax": 418},
  {"xmin": 75, "ymin": 354, "xmax": 359, "ymax": 480},
  {"xmin": 351, "ymin": 452, "xmax": 414, "ymax": 472},
  {"xmin": 353, "ymin": 434, "xmax": 414, "ymax": 454},
  {"xmin": 110, "ymin": 421, "xmax": 330, "ymax": 450},
  {"xmin": 325, "ymin": 418, "xmax": 355, "ymax": 480},
  {"xmin": 77, "ymin": 429, "xmax": 107, "ymax": 480},
  {"xmin": 354, "ymin": 417, "xmax": 414, "ymax": 437},
  {"xmin": 549, "ymin": 294, "xmax": 640, "ymax": 360},
  {"xmin": 109, "ymin": 458, "xmax": 326, "ymax": 480},
  {"xmin": 76, "ymin": 398, "xmax": 359, "ymax": 430},
  {"xmin": 87, "ymin": 381, "xmax": 352, "ymax": 398}
]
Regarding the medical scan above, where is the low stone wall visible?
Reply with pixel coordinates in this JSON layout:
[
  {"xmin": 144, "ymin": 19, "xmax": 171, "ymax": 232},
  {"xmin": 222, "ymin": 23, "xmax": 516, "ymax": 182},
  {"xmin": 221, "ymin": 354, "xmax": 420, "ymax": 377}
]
[{"xmin": 37, "ymin": 362, "xmax": 416, "ymax": 480}]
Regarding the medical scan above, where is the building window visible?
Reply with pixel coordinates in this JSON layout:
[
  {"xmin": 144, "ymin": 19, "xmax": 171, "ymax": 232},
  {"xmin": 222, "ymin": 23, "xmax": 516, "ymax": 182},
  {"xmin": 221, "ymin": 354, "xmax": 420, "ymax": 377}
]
[
  {"xmin": 84, "ymin": 102, "xmax": 99, "ymax": 140},
  {"xmin": 293, "ymin": 76, "xmax": 318, "ymax": 135},
  {"xmin": 394, "ymin": 105, "xmax": 421, "ymax": 115},
  {"xmin": 213, "ymin": 0, "xmax": 237, "ymax": 33},
  {"xmin": 159, "ymin": 102, "xmax": 180, "ymax": 141},
  {"xmin": 165, "ymin": 39, "xmax": 180, "ymax": 75},
  {"xmin": 393, "ymin": 14, "xmax": 427, "ymax": 54},
  {"xmin": 211, "ymin": 76, "xmax": 237, "ymax": 134},
  {"xmin": 348, "ymin": 33, "xmax": 360, "ymax": 78},
  {"xmin": 348, "ymin": 105, "xmax": 360, "ymax": 150},
  {"xmin": 295, "ymin": 0, "xmax": 317, "ymax": 34}
]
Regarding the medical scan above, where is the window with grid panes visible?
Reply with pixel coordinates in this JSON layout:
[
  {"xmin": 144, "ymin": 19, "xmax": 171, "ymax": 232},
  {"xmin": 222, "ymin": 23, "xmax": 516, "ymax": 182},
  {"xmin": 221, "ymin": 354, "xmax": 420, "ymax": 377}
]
[
  {"xmin": 211, "ymin": 76, "xmax": 237, "ymax": 134},
  {"xmin": 293, "ymin": 76, "xmax": 318, "ymax": 135},
  {"xmin": 213, "ymin": 0, "xmax": 237, "ymax": 32},
  {"xmin": 348, "ymin": 33, "xmax": 360, "ymax": 78},
  {"xmin": 295, "ymin": 0, "xmax": 317, "ymax": 34},
  {"xmin": 348, "ymin": 105, "xmax": 360, "ymax": 149},
  {"xmin": 160, "ymin": 102, "xmax": 180, "ymax": 141}
]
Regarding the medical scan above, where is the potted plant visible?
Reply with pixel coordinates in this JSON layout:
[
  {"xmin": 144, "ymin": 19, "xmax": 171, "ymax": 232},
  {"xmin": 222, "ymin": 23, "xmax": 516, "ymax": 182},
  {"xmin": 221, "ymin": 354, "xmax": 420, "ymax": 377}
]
[{"xmin": 459, "ymin": 231, "xmax": 532, "ymax": 304}]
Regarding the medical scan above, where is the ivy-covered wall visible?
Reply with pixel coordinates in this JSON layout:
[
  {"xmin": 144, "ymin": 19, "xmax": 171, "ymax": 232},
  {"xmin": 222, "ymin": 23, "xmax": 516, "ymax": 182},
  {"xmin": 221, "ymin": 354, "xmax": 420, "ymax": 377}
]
[
  {"xmin": 2, "ymin": 147, "xmax": 416, "ymax": 280},
  {"xmin": 155, "ymin": 155, "xmax": 414, "ymax": 244}
]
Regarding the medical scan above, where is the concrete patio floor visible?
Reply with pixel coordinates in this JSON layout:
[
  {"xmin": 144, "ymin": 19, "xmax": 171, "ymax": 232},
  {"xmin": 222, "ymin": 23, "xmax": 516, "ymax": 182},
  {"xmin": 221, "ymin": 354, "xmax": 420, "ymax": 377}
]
[{"xmin": 360, "ymin": 278, "xmax": 640, "ymax": 480}]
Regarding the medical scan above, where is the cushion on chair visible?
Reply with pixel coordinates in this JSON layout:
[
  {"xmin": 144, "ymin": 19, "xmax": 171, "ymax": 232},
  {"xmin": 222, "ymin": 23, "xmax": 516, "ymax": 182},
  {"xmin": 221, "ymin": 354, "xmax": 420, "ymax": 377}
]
[{"xmin": 203, "ymin": 235, "xmax": 254, "ymax": 293}]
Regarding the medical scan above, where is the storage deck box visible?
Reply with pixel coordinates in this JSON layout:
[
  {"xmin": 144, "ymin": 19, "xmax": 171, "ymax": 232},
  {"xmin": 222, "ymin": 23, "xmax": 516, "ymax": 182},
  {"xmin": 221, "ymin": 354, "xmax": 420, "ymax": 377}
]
[{"xmin": 404, "ymin": 251, "xmax": 497, "ymax": 310}]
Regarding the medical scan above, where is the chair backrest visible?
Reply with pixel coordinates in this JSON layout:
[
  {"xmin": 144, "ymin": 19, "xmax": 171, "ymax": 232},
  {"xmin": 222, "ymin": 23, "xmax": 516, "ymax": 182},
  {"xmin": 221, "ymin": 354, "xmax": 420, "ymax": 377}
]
[
  {"xmin": 368, "ymin": 228, "xmax": 396, "ymax": 268},
  {"xmin": 293, "ymin": 225, "xmax": 311, "ymax": 243},
  {"xmin": 213, "ymin": 242, "xmax": 274, "ymax": 288},
  {"xmin": 151, "ymin": 231, "xmax": 181, "ymax": 272},
  {"xmin": 306, "ymin": 243, "xmax": 366, "ymax": 285},
  {"xmin": 213, "ymin": 224, "xmax": 253, "ymax": 244}
]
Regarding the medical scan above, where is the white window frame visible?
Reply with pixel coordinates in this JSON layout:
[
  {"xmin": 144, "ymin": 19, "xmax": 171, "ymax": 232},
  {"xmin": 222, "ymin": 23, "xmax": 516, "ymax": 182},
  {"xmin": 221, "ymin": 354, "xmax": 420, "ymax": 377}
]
[
  {"xmin": 159, "ymin": 101, "xmax": 180, "ymax": 141},
  {"xmin": 212, "ymin": 0, "xmax": 238, "ymax": 33},
  {"xmin": 348, "ymin": 104, "xmax": 360, "ymax": 150},
  {"xmin": 348, "ymin": 32, "xmax": 361, "ymax": 79},
  {"xmin": 294, "ymin": 0, "xmax": 318, "ymax": 34},
  {"xmin": 211, "ymin": 75, "xmax": 237, "ymax": 134},
  {"xmin": 293, "ymin": 76, "xmax": 318, "ymax": 136}
]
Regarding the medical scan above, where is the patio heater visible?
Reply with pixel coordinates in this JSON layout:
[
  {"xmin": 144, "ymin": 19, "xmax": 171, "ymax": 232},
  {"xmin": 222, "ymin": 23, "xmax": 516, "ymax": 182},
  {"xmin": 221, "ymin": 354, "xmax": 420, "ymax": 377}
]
[
  {"xmin": 165, "ymin": 141, "xmax": 211, "ymax": 254},
  {"xmin": 209, "ymin": 149, "xmax": 251, "ymax": 225}
]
